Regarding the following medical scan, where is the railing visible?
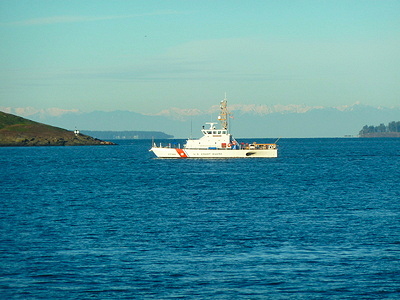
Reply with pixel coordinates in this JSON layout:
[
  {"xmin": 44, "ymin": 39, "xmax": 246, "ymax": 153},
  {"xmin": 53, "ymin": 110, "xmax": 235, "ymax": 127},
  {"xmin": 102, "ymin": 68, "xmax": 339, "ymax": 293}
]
[
  {"xmin": 153, "ymin": 142, "xmax": 277, "ymax": 150},
  {"xmin": 241, "ymin": 143, "xmax": 277, "ymax": 150},
  {"xmin": 153, "ymin": 143, "xmax": 181, "ymax": 149}
]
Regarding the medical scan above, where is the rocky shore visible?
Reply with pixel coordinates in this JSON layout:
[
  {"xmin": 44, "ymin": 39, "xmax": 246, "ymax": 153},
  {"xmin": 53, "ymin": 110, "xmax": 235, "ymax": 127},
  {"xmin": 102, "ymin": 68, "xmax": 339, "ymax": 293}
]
[{"xmin": 359, "ymin": 132, "xmax": 400, "ymax": 138}]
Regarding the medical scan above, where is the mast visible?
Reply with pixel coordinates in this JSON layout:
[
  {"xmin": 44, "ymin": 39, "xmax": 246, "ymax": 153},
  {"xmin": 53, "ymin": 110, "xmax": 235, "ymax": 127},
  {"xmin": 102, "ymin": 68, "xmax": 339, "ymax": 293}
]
[{"xmin": 218, "ymin": 93, "xmax": 229, "ymax": 130}]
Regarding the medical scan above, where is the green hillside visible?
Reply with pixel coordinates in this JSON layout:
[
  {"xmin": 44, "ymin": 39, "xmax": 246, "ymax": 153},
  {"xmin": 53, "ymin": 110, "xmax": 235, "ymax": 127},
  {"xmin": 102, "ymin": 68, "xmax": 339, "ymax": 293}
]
[{"xmin": 0, "ymin": 111, "xmax": 115, "ymax": 146}]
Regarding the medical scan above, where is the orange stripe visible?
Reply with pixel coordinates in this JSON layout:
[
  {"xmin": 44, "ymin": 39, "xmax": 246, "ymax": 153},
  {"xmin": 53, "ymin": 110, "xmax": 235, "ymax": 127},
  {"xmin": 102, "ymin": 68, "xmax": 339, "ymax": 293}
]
[{"xmin": 175, "ymin": 148, "xmax": 188, "ymax": 158}]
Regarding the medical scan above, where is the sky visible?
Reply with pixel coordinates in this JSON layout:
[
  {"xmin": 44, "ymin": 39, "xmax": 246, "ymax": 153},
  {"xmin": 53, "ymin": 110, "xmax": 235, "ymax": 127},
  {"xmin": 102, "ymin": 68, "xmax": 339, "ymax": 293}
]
[{"xmin": 1, "ymin": 0, "xmax": 399, "ymax": 114}]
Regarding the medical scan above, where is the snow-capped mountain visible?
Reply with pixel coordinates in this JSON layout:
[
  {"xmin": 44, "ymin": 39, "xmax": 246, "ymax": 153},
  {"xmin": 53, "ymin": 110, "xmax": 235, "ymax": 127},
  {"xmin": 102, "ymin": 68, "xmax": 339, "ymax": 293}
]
[{"xmin": 1, "ymin": 103, "xmax": 399, "ymax": 138}]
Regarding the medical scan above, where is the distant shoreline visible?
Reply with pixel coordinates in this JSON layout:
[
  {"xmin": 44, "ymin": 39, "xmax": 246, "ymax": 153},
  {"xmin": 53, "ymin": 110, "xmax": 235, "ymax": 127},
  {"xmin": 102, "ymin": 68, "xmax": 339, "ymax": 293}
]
[
  {"xmin": 82, "ymin": 130, "xmax": 173, "ymax": 140},
  {"xmin": 359, "ymin": 132, "xmax": 400, "ymax": 138}
]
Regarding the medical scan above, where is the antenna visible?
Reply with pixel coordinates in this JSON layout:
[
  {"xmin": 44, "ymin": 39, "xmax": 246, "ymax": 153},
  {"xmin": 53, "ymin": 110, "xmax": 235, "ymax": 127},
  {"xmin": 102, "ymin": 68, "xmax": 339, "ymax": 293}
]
[
  {"xmin": 190, "ymin": 118, "xmax": 193, "ymax": 139},
  {"xmin": 218, "ymin": 93, "xmax": 229, "ymax": 130}
]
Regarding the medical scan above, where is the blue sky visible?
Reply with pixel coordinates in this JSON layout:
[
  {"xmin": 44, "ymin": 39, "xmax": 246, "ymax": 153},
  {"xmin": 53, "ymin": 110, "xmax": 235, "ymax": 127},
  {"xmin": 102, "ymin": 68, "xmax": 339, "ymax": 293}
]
[{"xmin": 1, "ymin": 0, "xmax": 399, "ymax": 113}]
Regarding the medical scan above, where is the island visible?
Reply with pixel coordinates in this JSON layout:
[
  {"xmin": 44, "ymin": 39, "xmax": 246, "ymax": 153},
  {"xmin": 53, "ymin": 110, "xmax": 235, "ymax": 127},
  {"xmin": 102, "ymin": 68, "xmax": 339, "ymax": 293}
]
[
  {"xmin": 359, "ymin": 121, "xmax": 400, "ymax": 137},
  {"xmin": 0, "ymin": 111, "xmax": 115, "ymax": 146},
  {"xmin": 81, "ymin": 130, "xmax": 173, "ymax": 140}
]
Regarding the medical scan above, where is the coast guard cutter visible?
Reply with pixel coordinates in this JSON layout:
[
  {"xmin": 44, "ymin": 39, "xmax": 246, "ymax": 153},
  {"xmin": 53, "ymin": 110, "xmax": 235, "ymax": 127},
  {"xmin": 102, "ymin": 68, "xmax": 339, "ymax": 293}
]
[{"xmin": 150, "ymin": 96, "xmax": 278, "ymax": 158}]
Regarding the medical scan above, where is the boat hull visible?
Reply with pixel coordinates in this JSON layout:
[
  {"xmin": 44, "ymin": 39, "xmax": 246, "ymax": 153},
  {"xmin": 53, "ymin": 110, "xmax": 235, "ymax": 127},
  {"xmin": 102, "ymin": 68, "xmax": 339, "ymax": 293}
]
[{"xmin": 150, "ymin": 147, "xmax": 277, "ymax": 158}]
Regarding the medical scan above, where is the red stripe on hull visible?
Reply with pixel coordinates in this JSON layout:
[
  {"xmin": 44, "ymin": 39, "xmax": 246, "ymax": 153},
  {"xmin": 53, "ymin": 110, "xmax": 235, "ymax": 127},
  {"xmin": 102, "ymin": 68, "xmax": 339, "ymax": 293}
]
[{"xmin": 175, "ymin": 148, "xmax": 188, "ymax": 158}]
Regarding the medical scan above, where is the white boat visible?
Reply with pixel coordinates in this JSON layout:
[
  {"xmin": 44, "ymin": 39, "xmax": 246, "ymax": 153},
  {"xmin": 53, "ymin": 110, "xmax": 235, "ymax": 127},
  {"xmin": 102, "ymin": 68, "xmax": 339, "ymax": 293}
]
[{"xmin": 150, "ymin": 96, "xmax": 278, "ymax": 158}]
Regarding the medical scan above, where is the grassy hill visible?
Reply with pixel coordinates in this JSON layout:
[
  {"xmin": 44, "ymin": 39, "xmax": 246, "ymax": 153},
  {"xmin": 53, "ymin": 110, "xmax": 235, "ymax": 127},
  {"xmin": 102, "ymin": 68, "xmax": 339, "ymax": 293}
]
[{"xmin": 0, "ymin": 111, "xmax": 115, "ymax": 146}]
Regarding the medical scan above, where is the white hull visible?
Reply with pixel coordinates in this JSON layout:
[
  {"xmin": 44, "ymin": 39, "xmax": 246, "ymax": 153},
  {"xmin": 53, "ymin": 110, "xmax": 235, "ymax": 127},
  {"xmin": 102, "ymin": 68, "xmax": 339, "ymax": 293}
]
[{"xmin": 150, "ymin": 147, "xmax": 277, "ymax": 158}]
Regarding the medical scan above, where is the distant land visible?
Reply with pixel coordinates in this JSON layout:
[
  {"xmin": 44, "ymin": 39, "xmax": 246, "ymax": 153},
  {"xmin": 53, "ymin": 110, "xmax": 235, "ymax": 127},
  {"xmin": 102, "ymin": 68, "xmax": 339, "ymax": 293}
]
[
  {"xmin": 359, "ymin": 121, "xmax": 400, "ymax": 138},
  {"xmin": 82, "ymin": 131, "xmax": 173, "ymax": 140},
  {"xmin": 0, "ymin": 111, "xmax": 115, "ymax": 146},
  {"xmin": 2, "ymin": 103, "xmax": 400, "ymax": 138}
]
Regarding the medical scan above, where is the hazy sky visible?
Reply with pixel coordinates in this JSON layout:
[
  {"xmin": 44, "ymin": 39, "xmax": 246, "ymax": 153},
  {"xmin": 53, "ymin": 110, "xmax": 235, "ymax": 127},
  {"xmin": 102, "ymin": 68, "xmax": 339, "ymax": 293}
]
[{"xmin": 1, "ymin": 0, "xmax": 399, "ymax": 113}]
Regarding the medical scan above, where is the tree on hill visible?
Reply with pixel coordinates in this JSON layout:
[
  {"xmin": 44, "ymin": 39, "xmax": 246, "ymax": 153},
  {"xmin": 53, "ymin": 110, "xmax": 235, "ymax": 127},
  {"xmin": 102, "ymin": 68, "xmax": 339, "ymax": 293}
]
[
  {"xmin": 388, "ymin": 121, "xmax": 400, "ymax": 132},
  {"xmin": 359, "ymin": 121, "xmax": 400, "ymax": 137}
]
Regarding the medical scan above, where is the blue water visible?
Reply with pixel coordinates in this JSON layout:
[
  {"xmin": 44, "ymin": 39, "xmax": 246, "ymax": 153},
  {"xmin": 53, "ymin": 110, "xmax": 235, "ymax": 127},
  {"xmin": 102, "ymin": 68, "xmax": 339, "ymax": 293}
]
[{"xmin": 1, "ymin": 138, "xmax": 399, "ymax": 299}]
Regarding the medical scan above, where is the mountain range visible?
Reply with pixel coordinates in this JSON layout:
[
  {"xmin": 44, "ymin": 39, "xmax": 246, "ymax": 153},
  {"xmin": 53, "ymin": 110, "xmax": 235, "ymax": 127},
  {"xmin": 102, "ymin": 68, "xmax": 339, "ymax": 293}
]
[{"xmin": 1, "ymin": 104, "xmax": 400, "ymax": 138}]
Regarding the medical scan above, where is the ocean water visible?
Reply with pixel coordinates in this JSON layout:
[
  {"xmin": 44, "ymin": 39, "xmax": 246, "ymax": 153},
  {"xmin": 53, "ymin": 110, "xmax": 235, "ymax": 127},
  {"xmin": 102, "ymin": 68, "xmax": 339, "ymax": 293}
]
[{"xmin": 1, "ymin": 138, "xmax": 399, "ymax": 299}]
